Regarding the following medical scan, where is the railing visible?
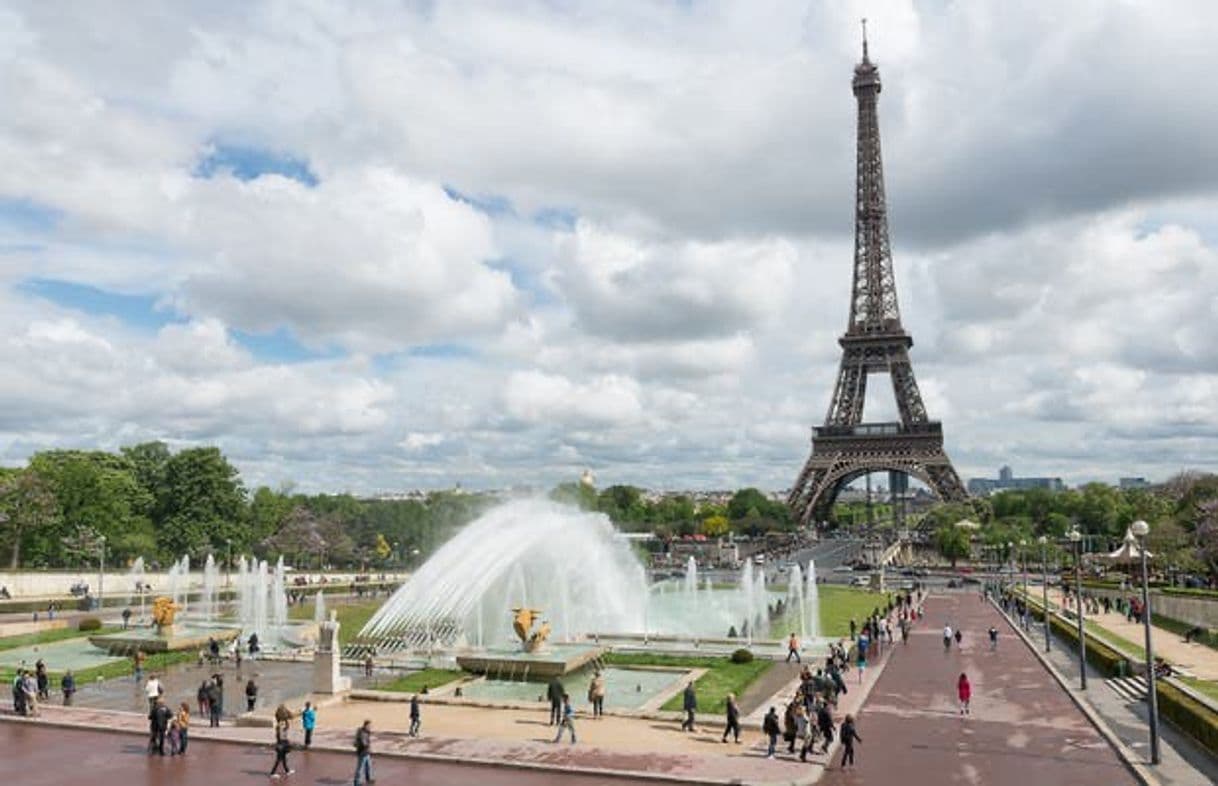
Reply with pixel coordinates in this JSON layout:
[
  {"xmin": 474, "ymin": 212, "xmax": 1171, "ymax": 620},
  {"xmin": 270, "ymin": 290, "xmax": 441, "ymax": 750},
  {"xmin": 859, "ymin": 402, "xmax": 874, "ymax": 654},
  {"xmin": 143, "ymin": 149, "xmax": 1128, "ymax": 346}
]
[{"xmin": 815, "ymin": 421, "xmax": 942, "ymax": 438}]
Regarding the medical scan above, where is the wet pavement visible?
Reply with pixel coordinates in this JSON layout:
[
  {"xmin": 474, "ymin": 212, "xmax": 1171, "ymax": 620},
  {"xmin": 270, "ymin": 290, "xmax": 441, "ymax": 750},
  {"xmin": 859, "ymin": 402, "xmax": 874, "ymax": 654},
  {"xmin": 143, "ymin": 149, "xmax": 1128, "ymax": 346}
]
[
  {"xmin": 821, "ymin": 592, "xmax": 1138, "ymax": 786},
  {"xmin": 0, "ymin": 722, "xmax": 658, "ymax": 786}
]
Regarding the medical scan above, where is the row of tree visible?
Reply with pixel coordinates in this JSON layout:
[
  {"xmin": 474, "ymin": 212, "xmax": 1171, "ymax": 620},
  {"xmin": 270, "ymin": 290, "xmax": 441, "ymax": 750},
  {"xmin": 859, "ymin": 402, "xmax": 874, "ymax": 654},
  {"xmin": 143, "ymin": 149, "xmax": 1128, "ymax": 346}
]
[
  {"xmin": 0, "ymin": 443, "xmax": 799, "ymax": 570},
  {"xmin": 925, "ymin": 474, "xmax": 1218, "ymax": 575}
]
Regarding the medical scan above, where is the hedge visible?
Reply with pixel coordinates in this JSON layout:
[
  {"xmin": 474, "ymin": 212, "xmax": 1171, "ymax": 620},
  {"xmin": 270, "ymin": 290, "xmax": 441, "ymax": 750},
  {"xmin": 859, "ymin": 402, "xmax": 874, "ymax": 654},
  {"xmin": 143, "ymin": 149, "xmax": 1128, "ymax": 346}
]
[
  {"xmin": 1021, "ymin": 595, "xmax": 1130, "ymax": 677},
  {"xmin": 1159, "ymin": 586, "xmax": 1218, "ymax": 600},
  {"xmin": 1156, "ymin": 680, "xmax": 1218, "ymax": 757}
]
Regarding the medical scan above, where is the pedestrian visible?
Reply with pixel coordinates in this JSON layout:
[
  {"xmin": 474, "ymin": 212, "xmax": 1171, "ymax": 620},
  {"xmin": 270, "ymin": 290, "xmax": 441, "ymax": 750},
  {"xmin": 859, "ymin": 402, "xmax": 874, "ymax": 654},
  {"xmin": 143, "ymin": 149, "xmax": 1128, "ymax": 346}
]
[
  {"xmin": 954, "ymin": 628, "xmax": 963, "ymax": 648},
  {"xmin": 167, "ymin": 719, "xmax": 182, "ymax": 756},
  {"xmin": 721, "ymin": 692, "xmax": 741, "ymax": 743},
  {"xmin": 546, "ymin": 676, "xmax": 564, "ymax": 726},
  {"xmin": 988, "ymin": 626, "xmax": 998, "ymax": 651},
  {"xmin": 816, "ymin": 700, "xmax": 835, "ymax": 754},
  {"xmin": 61, "ymin": 670, "xmax": 76, "ymax": 706},
  {"xmin": 207, "ymin": 676, "xmax": 223, "ymax": 727},
  {"xmin": 957, "ymin": 672, "xmax": 971, "ymax": 716},
  {"xmin": 588, "ymin": 670, "xmax": 606, "ymax": 718},
  {"xmin": 783, "ymin": 701, "xmax": 798, "ymax": 753},
  {"xmin": 269, "ymin": 719, "xmax": 293, "ymax": 778},
  {"xmin": 197, "ymin": 679, "xmax": 210, "ymax": 717},
  {"xmin": 900, "ymin": 619, "xmax": 909, "ymax": 645},
  {"xmin": 839, "ymin": 714, "xmax": 862, "ymax": 769},
  {"xmin": 176, "ymin": 702, "xmax": 190, "ymax": 755},
  {"xmin": 793, "ymin": 703, "xmax": 810, "ymax": 760},
  {"xmin": 245, "ymin": 678, "xmax": 258, "ymax": 712},
  {"xmin": 856, "ymin": 632, "xmax": 869, "ymax": 684},
  {"xmin": 149, "ymin": 697, "xmax": 172, "ymax": 755},
  {"xmin": 680, "ymin": 681, "xmax": 698, "ymax": 731},
  {"xmin": 762, "ymin": 706, "xmax": 781, "ymax": 759},
  {"xmin": 122, "ymin": 607, "xmax": 132, "ymax": 629},
  {"xmin": 787, "ymin": 632, "xmax": 801, "ymax": 663},
  {"xmin": 35, "ymin": 659, "xmax": 49, "ymax": 700},
  {"xmin": 248, "ymin": 632, "xmax": 261, "ymax": 658},
  {"xmin": 22, "ymin": 670, "xmax": 38, "ymax": 717},
  {"xmin": 144, "ymin": 674, "xmax": 162, "ymax": 713},
  {"xmin": 849, "ymin": 618, "xmax": 857, "ymax": 640},
  {"xmin": 942, "ymin": 624, "xmax": 953, "ymax": 652},
  {"xmin": 553, "ymin": 693, "xmax": 577, "ymax": 744},
  {"xmin": 12, "ymin": 671, "xmax": 26, "ymax": 716},
  {"xmin": 134, "ymin": 650, "xmax": 146, "ymax": 683},
  {"xmin": 363, "ymin": 654, "xmax": 374, "ymax": 679},
  {"xmin": 408, "ymin": 694, "xmax": 421, "ymax": 737},
  {"xmin": 353, "ymin": 719, "xmax": 374, "ymax": 786},
  {"xmin": 302, "ymin": 701, "xmax": 317, "ymax": 747}
]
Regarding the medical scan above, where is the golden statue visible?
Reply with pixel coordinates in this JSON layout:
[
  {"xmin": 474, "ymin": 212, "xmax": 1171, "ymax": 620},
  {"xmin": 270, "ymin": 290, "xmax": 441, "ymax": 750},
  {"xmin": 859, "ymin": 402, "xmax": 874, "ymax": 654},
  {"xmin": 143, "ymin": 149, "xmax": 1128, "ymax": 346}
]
[
  {"xmin": 511, "ymin": 607, "xmax": 551, "ymax": 653},
  {"xmin": 151, "ymin": 596, "xmax": 180, "ymax": 631}
]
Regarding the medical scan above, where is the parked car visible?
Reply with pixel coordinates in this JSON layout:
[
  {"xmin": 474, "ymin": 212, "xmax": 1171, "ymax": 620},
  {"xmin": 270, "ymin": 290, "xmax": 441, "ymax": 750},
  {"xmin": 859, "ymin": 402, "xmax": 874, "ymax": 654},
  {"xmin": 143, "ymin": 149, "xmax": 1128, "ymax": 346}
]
[{"xmin": 851, "ymin": 576, "xmax": 872, "ymax": 587}]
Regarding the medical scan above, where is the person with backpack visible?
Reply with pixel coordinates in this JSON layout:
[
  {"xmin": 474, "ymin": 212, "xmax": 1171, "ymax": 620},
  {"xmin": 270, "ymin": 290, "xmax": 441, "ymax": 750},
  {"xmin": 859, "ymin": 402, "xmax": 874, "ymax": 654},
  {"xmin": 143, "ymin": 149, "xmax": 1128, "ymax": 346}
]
[
  {"xmin": 552, "ymin": 693, "xmax": 577, "ymax": 744},
  {"xmin": 269, "ymin": 719, "xmax": 293, "ymax": 778},
  {"xmin": 353, "ymin": 720, "xmax": 373, "ymax": 786},
  {"xmin": 762, "ymin": 706, "xmax": 781, "ymax": 758},
  {"xmin": 301, "ymin": 701, "xmax": 317, "ymax": 748}
]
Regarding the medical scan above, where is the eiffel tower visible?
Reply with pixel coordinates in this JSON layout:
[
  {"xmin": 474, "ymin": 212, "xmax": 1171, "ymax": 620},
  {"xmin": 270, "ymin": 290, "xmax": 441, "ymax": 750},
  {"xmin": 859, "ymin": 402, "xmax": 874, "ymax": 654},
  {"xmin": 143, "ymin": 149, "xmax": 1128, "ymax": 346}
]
[{"xmin": 788, "ymin": 27, "xmax": 967, "ymax": 526}]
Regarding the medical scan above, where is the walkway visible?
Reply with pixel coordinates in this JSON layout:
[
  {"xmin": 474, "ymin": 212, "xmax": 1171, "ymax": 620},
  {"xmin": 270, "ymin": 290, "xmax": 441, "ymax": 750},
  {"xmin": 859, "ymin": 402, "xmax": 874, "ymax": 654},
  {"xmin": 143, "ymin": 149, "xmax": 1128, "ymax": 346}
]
[{"xmin": 821, "ymin": 592, "xmax": 1138, "ymax": 786}]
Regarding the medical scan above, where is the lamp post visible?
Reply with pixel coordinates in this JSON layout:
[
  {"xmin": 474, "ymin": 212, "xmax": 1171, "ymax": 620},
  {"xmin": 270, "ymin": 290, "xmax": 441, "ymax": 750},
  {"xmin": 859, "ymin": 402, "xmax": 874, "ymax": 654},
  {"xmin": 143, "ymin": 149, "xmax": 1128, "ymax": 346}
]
[
  {"xmin": 1131, "ymin": 519, "xmax": 1160, "ymax": 764},
  {"xmin": 1020, "ymin": 539, "xmax": 1029, "ymax": 628},
  {"xmin": 1069, "ymin": 528, "xmax": 1087, "ymax": 690},
  {"xmin": 1039, "ymin": 535, "xmax": 1050, "ymax": 652},
  {"xmin": 97, "ymin": 535, "xmax": 106, "ymax": 612}
]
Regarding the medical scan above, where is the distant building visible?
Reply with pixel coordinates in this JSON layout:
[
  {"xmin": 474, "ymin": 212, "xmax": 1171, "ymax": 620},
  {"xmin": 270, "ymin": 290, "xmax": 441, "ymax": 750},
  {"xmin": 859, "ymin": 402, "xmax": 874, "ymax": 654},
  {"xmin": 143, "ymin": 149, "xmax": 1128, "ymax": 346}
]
[
  {"xmin": 1119, "ymin": 477, "xmax": 1150, "ymax": 490},
  {"xmin": 967, "ymin": 466, "xmax": 1065, "ymax": 496}
]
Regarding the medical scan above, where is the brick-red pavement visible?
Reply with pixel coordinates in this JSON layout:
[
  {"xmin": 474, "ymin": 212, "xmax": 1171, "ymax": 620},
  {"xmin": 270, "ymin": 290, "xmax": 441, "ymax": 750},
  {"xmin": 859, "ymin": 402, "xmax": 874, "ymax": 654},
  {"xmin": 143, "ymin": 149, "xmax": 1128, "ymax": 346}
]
[
  {"xmin": 821, "ymin": 592, "xmax": 1137, "ymax": 786},
  {"xmin": 0, "ymin": 722, "xmax": 662, "ymax": 786}
]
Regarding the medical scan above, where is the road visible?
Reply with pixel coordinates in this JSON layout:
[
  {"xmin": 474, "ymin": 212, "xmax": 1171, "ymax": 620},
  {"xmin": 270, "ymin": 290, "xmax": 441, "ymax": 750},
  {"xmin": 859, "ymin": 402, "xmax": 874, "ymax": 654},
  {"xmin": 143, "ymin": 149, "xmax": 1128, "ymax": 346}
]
[
  {"xmin": 821, "ymin": 591, "xmax": 1138, "ymax": 786},
  {"xmin": 0, "ymin": 723, "xmax": 659, "ymax": 786}
]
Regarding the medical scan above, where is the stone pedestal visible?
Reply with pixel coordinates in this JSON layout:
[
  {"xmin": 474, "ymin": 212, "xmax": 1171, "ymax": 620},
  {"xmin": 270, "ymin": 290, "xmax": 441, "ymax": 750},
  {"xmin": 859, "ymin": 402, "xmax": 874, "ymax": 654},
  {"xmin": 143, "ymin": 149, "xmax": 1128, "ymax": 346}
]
[{"xmin": 313, "ymin": 612, "xmax": 351, "ymax": 694}]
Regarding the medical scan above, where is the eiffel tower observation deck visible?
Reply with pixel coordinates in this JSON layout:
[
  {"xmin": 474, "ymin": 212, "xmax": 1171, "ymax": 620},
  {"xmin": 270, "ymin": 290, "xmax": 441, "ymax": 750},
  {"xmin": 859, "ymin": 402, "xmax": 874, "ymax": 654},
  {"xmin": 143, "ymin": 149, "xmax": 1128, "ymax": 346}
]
[{"xmin": 789, "ymin": 26, "xmax": 967, "ymax": 526}]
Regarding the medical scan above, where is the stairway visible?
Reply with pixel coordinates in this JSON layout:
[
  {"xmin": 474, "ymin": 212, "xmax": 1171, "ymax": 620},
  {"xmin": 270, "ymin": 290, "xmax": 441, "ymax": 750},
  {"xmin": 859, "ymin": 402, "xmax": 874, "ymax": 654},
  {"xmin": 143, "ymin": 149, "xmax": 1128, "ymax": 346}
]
[{"xmin": 1106, "ymin": 675, "xmax": 1148, "ymax": 703}]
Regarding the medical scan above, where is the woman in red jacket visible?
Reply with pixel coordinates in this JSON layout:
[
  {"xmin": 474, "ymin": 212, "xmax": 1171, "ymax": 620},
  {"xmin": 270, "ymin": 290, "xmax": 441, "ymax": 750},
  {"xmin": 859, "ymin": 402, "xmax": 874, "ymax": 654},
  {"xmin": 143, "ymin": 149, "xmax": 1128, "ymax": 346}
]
[{"xmin": 957, "ymin": 673, "xmax": 972, "ymax": 716}]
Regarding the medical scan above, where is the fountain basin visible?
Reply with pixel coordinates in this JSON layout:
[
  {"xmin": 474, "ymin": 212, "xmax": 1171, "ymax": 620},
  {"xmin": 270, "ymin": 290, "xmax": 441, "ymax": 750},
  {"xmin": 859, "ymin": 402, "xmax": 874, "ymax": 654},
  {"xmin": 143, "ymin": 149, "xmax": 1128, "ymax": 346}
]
[
  {"xmin": 455, "ymin": 642, "xmax": 605, "ymax": 679},
  {"xmin": 89, "ymin": 625, "xmax": 240, "ymax": 654}
]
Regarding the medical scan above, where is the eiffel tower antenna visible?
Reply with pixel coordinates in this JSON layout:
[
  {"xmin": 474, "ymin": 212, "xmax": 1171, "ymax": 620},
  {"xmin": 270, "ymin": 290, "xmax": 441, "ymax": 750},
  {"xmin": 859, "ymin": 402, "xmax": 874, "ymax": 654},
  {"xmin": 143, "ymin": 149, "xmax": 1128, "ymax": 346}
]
[{"xmin": 788, "ymin": 31, "xmax": 967, "ymax": 527}]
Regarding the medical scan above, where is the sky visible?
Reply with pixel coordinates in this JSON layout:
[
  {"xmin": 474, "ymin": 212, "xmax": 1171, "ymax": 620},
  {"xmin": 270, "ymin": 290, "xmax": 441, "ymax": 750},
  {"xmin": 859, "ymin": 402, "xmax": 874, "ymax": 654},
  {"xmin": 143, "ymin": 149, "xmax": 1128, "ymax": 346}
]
[{"xmin": 2, "ymin": 0, "xmax": 1217, "ymax": 495}]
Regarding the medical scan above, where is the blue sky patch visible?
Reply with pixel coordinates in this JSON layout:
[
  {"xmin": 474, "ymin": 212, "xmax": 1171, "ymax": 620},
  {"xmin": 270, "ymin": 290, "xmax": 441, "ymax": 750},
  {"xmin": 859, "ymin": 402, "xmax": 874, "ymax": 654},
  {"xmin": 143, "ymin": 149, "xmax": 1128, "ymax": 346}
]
[
  {"xmin": 532, "ymin": 206, "xmax": 578, "ymax": 230},
  {"xmin": 0, "ymin": 198, "xmax": 62, "ymax": 233},
  {"xmin": 443, "ymin": 186, "xmax": 514, "ymax": 217},
  {"xmin": 195, "ymin": 144, "xmax": 319, "ymax": 187},
  {"xmin": 231, "ymin": 327, "xmax": 342, "ymax": 364},
  {"xmin": 17, "ymin": 277, "xmax": 177, "ymax": 331}
]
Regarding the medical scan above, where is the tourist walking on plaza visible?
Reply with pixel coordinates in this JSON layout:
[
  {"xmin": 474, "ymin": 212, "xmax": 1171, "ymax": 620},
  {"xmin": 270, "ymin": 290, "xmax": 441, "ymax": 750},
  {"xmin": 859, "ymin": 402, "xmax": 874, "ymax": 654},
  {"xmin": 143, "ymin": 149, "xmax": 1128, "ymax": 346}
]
[
  {"xmin": 353, "ymin": 720, "xmax": 374, "ymax": 786},
  {"xmin": 207, "ymin": 676, "xmax": 224, "ymax": 726},
  {"xmin": 134, "ymin": 650, "xmax": 146, "ymax": 683},
  {"xmin": 269, "ymin": 719, "xmax": 294, "ymax": 778},
  {"xmin": 197, "ymin": 679, "xmax": 210, "ymax": 717},
  {"xmin": 839, "ymin": 714, "xmax": 862, "ymax": 769},
  {"xmin": 954, "ymin": 628, "xmax": 963, "ymax": 648},
  {"xmin": 22, "ymin": 670, "xmax": 38, "ymax": 717},
  {"xmin": 302, "ymin": 701, "xmax": 317, "ymax": 747},
  {"xmin": 856, "ymin": 631, "xmax": 869, "ymax": 684},
  {"xmin": 763, "ymin": 706, "xmax": 781, "ymax": 758},
  {"xmin": 553, "ymin": 693, "xmax": 577, "ymax": 744},
  {"xmin": 816, "ymin": 700, "xmax": 835, "ymax": 754},
  {"xmin": 680, "ymin": 681, "xmax": 698, "ymax": 731},
  {"xmin": 547, "ymin": 676, "xmax": 564, "ymax": 725},
  {"xmin": 175, "ymin": 702, "xmax": 190, "ymax": 755},
  {"xmin": 957, "ymin": 673, "xmax": 972, "ymax": 716},
  {"xmin": 144, "ymin": 674, "xmax": 162, "ymax": 713},
  {"xmin": 793, "ymin": 703, "xmax": 811, "ymax": 760},
  {"xmin": 721, "ymin": 692, "xmax": 741, "ymax": 743},
  {"xmin": 148, "ymin": 697, "xmax": 172, "ymax": 755},
  {"xmin": 409, "ymin": 694, "xmax": 421, "ymax": 737},
  {"xmin": 988, "ymin": 626, "xmax": 998, "ymax": 651},
  {"xmin": 61, "ymin": 670, "xmax": 76, "ymax": 706},
  {"xmin": 787, "ymin": 632, "xmax": 801, "ymax": 663},
  {"xmin": 588, "ymin": 670, "xmax": 606, "ymax": 718},
  {"xmin": 167, "ymin": 719, "xmax": 182, "ymax": 756},
  {"xmin": 35, "ymin": 659, "xmax": 49, "ymax": 700},
  {"xmin": 122, "ymin": 607, "xmax": 132, "ymax": 629},
  {"xmin": 245, "ymin": 677, "xmax": 259, "ymax": 711},
  {"xmin": 943, "ymin": 624, "xmax": 953, "ymax": 652}
]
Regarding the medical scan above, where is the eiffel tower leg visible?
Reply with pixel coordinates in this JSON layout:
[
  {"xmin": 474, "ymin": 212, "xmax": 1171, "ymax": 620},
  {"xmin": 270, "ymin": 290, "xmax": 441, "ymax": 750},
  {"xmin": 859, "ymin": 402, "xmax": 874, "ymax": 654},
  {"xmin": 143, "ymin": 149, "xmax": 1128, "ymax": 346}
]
[{"xmin": 826, "ymin": 350, "xmax": 867, "ymax": 426}]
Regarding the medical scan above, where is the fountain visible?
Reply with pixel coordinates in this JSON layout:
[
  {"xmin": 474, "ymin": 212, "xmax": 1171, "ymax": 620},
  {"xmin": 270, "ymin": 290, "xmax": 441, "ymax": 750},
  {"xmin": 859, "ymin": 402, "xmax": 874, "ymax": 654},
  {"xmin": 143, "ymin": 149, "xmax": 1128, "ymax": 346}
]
[
  {"xmin": 314, "ymin": 590, "xmax": 327, "ymax": 624},
  {"xmin": 200, "ymin": 554, "xmax": 219, "ymax": 622},
  {"xmin": 805, "ymin": 560, "xmax": 821, "ymax": 640}
]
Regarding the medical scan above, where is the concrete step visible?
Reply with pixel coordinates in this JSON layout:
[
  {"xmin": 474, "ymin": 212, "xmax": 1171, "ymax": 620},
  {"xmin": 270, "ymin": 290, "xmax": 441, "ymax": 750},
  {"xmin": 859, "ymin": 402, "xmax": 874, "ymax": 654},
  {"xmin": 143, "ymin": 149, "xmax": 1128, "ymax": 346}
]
[{"xmin": 1105, "ymin": 675, "xmax": 1148, "ymax": 703}]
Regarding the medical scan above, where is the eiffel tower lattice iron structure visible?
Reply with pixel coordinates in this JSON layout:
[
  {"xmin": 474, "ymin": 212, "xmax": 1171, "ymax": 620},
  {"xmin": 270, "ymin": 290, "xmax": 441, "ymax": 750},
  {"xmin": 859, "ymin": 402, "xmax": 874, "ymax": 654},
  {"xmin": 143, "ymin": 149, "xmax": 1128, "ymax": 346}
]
[{"xmin": 788, "ymin": 30, "xmax": 967, "ymax": 526}]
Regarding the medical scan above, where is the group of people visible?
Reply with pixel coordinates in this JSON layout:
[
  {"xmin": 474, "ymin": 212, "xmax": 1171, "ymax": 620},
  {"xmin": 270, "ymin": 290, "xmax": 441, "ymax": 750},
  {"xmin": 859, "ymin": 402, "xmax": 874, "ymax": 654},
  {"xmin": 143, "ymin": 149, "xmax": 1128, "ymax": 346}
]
[
  {"xmin": 10, "ymin": 659, "xmax": 77, "ymax": 715},
  {"xmin": 146, "ymin": 697, "xmax": 191, "ymax": 756}
]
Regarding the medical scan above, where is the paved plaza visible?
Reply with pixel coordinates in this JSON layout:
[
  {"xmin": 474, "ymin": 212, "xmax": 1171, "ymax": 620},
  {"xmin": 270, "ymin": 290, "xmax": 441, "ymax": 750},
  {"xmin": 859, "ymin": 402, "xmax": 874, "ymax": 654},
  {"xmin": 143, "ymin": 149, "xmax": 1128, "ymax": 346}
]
[{"xmin": 820, "ymin": 592, "xmax": 1137, "ymax": 786}]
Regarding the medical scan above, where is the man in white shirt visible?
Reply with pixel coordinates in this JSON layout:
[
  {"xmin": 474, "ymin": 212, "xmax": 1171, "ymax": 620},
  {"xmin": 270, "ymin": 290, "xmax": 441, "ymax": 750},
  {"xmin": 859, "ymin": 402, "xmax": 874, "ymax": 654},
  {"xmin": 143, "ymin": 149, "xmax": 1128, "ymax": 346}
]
[
  {"xmin": 942, "ymin": 625, "xmax": 953, "ymax": 651},
  {"xmin": 144, "ymin": 674, "xmax": 162, "ymax": 713}
]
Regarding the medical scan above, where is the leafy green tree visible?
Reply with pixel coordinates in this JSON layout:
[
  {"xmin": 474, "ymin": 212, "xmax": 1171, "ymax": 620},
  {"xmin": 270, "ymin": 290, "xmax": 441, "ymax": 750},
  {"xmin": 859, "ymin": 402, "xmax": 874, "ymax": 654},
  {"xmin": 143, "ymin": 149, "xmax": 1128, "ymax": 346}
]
[
  {"xmin": 934, "ymin": 524, "xmax": 972, "ymax": 568},
  {"xmin": 156, "ymin": 447, "xmax": 246, "ymax": 559},
  {"xmin": 701, "ymin": 514, "xmax": 730, "ymax": 537},
  {"xmin": 0, "ymin": 470, "xmax": 60, "ymax": 568},
  {"xmin": 550, "ymin": 481, "xmax": 597, "ymax": 510}
]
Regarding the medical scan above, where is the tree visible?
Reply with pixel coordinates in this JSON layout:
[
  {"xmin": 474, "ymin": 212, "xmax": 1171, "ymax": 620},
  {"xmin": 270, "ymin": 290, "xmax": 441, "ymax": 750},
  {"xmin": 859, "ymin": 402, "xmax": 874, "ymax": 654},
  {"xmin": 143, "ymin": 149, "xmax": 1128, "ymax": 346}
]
[
  {"xmin": 701, "ymin": 514, "xmax": 730, "ymax": 538},
  {"xmin": 550, "ymin": 481, "xmax": 597, "ymax": 510},
  {"xmin": 0, "ymin": 470, "xmax": 60, "ymax": 568},
  {"xmin": 156, "ymin": 447, "xmax": 246, "ymax": 559},
  {"xmin": 934, "ymin": 525, "xmax": 972, "ymax": 568}
]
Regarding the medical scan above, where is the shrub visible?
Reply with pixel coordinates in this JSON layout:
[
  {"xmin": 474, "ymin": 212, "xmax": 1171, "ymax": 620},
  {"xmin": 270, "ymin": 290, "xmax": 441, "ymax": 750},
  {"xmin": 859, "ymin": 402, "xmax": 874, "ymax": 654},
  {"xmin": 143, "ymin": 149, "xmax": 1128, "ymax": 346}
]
[
  {"xmin": 1157, "ymin": 680, "xmax": 1218, "ymax": 757},
  {"xmin": 730, "ymin": 648, "xmax": 754, "ymax": 664},
  {"xmin": 77, "ymin": 617, "xmax": 102, "ymax": 632}
]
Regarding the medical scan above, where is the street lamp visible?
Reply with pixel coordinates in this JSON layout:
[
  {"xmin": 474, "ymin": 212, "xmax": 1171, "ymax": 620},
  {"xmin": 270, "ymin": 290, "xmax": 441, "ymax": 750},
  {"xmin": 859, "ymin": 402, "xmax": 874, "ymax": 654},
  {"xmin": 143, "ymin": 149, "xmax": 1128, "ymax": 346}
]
[
  {"xmin": 1020, "ymin": 539, "xmax": 1029, "ymax": 628},
  {"xmin": 1131, "ymin": 519, "xmax": 1160, "ymax": 765},
  {"xmin": 97, "ymin": 535, "xmax": 106, "ymax": 612},
  {"xmin": 1039, "ymin": 536, "xmax": 1050, "ymax": 653},
  {"xmin": 1068, "ymin": 527, "xmax": 1087, "ymax": 690}
]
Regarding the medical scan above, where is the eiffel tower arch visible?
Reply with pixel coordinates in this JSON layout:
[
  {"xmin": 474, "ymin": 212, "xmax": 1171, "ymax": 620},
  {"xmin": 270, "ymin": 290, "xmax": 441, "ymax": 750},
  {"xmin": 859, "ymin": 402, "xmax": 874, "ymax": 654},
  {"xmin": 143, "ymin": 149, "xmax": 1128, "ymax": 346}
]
[{"xmin": 789, "ymin": 28, "xmax": 967, "ymax": 527}]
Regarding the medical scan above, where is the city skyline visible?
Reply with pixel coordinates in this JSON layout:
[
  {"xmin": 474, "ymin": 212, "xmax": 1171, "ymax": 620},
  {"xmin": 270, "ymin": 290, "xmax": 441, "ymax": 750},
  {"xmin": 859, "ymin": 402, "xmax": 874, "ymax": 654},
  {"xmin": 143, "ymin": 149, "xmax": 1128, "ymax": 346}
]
[{"xmin": 3, "ymin": 2, "xmax": 1218, "ymax": 494}]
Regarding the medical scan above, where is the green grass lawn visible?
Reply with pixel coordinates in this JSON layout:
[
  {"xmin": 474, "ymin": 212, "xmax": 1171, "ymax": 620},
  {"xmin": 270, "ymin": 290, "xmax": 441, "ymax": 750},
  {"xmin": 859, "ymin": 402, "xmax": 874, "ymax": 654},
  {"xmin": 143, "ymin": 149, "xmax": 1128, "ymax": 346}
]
[
  {"xmin": 602, "ymin": 652, "xmax": 772, "ymax": 713},
  {"xmin": 379, "ymin": 668, "xmax": 465, "ymax": 694},
  {"xmin": 0, "ymin": 648, "xmax": 196, "ymax": 685},
  {"xmin": 816, "ymin": 585, "xmax": 892, "ymax": 638},
  {"xmin": 289, "ymin": 599, "xmax": 382, "ymax": 646},
  {"xmin": 1179, "ymin": 676, "xmax": 1218, "ymax": 704},
  {"xmin": 0, "ymin": 625, "xmax": 118, "ymax": 651}
]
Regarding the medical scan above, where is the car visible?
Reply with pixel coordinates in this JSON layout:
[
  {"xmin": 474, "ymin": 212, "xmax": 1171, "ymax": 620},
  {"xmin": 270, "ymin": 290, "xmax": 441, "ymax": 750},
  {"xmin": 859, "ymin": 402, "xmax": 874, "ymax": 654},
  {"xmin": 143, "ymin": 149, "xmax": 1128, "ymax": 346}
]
[{"xmin": 851, "ymin": 576, "xmax": 871, "ymax": 587}]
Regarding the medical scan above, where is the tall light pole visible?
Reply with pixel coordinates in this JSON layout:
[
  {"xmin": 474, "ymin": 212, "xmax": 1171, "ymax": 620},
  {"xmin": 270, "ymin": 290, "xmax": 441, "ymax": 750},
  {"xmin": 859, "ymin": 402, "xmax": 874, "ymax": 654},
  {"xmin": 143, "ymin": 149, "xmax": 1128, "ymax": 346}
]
[
  {"xmin": 1039, "ymin": 535, "xmax": 1050, "ymax": 653},
  {"xmin": 1020, "ymin": 539, "xmax": 1029, "ymax": 628},
  {"xmin": 1069, "ymin": 528, "xmax": 1087, "ymax": 690},
  {"xmin": 97, "ymin": 535, "xmax": 106, "ymax": 612},
  {"xmin": 1131, "ymin": 519, "xmax": 1160, "ymax": 764}
]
